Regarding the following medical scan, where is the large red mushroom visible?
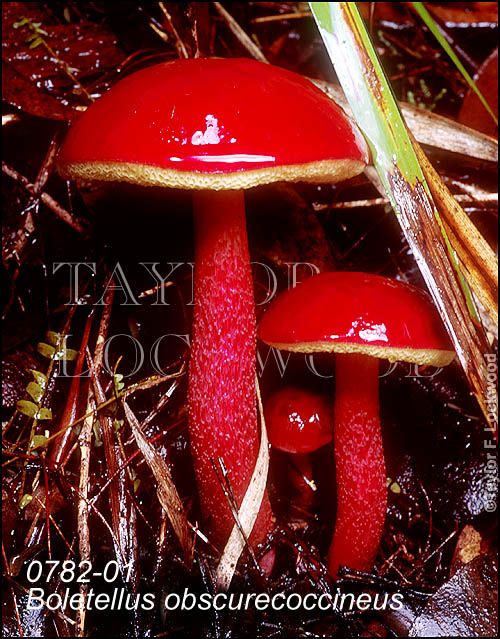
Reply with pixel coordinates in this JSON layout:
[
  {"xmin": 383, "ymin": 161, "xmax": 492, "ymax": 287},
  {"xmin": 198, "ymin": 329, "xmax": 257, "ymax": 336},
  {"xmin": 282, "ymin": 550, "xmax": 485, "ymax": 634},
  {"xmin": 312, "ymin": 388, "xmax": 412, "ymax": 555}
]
[
  {"xmin": 57, "ymin": 58, "xmax": 368, "ymax": 553},
  {"xmin": 259, "ymin": 272, "xmax": 455, "ymax": 576}
]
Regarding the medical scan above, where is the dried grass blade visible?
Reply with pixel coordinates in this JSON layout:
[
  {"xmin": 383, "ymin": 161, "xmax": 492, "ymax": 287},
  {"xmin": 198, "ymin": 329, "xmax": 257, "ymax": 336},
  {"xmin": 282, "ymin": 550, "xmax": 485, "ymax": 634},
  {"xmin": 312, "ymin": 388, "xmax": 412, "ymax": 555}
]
[
  {"xmin": 311, "ymin": 79, "xmax": 498, "ymax": 163},
  {"xmin": 86, "ymin": 284, "xmax": 138, "ymax": 580},
  {"xmin": 122, "ymin": 399, "xmax": 191, "ymax": 562},
  {"xmin": 91, "ymin": 367, "xmax": 138, "ymax": 579},
  {"xmin": 215, "ymin": 378, "xmax": 270, "ymax": 591},
  {"xmin": 411, "ymin": 133, "xmax": 498, "ymax": 327}
]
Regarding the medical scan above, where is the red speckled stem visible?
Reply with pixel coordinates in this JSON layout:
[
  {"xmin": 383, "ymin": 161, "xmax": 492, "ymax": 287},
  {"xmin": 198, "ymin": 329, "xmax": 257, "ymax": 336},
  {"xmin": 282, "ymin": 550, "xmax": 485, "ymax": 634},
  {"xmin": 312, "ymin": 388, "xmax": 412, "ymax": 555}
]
[
  {"xmin": 328, "ymin": 353, "xmax": 387, "ymax": 576},
  {"xmin": 188, "ymin": 190, "xmax": 273, "ymax": 550}
]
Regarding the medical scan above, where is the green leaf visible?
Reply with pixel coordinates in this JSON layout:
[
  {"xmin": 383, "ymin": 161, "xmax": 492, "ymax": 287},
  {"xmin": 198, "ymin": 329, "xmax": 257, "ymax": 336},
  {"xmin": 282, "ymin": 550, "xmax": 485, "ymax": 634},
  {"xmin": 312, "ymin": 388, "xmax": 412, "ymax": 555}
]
[
  {"xmin": 31, "ymin": 22, "xmax": 48, "ymax": 36},
  {"xmin": 308, "ymin": 3, "xmax": 481, "ymax": 324},
  {"xmin": 46, "ymin": 331, "xmax": 62, "ymax": 347},
  {"xmin": 390, "ymin": 481, "xmax": 402, "ymax": 494},
  {"xmin": 28, "ymin": 369, "xmax": 47, "ymax": 390},
  {"xmin": 37, "ymin": 342, "xmax": 56, "ymax": 359},
  {"xmin": 61, "ymin": 348, "xmax": 78, "ymax": 361},
  {"xmin": 37, "ymin": 407, "xmax": 52, "ymax": 420},
  {"xmin": 31, "ymin": 434, "xmax": 49, "ymax": 448},
  {"xmin": 19, "ymin": 494, "xmax": 33, "ymax": 510},
  {"xmin": 16, "ymin": 400, "xmax": 51, "ymax": 420},
  {"xmin": 114, "ymin": 373, "xmax": 124, "ymax": 394},
  {"xmin": 38, "ymin": 337, "xmax": 76, "ymax": 361},
  {"xmin": 51, "ymin": 347, "xmax": 77, "ymax": 361},
  {"xmin": 28, "ymin": 36, "xmax": 43, "ymax": 49},
  {"xmin": 310, "ymin": 2, "xmax": 423, "ymax": 192},
  {"xmin": 310, "ymin": 1, "xmax": 333, "ymax": 31},
  {"xmin": 387, "ymin": 477, "xmax": 402, "ymax": 493},
  {"xmin": 308, "ymin": 1, "xmax": 491, "ymax": 427},
  {"xmin": 26, "ymin": 382, "xmax": 43, "ymax": 403},
  {"xmin": 13, "ymin": 17, "xmax": 30, "ymax": 29},
  {"xmin": 17, "ymin": 400, "xmax": 38, "ymax": 418}
]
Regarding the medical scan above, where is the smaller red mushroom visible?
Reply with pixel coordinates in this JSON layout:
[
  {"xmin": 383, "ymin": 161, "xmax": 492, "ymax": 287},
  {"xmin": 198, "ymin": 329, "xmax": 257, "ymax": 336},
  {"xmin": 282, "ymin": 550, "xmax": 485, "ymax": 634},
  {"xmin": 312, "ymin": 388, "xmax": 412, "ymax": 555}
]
[
  {"xmin": 259, "ymin": 272, "xmax": 455, "ymax": 577},
  {"xmin": 265, "ymin": 387, "xmax": 333, "ymax": 506}
]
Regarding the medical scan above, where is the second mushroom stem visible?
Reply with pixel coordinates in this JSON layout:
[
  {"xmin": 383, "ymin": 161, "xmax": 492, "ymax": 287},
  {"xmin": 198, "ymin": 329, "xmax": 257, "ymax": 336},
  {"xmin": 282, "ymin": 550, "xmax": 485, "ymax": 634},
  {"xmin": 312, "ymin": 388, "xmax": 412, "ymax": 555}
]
[
  {"xmin": 188, "ymin": 190, "xmax": 273, "ymax": 550},
  {"xmin": 329, "ymin": 353, "xmax": 387, "ymax": 576}
]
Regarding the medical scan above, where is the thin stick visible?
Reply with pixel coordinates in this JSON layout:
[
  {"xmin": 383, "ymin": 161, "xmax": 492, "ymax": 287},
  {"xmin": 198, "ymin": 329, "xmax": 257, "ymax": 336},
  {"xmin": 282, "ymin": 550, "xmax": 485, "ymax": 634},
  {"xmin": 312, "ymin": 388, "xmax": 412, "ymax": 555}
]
[
  {"xmin": 158, "ymin": 2, "xmax": 189, "ymax": 58},
  {"xmin": 2, "ymin": 162, "xmax": 87, "ymax": 235},
  {"xmin": 76, "ymin": 388, "xmax": 95, "ymax": 636},
  {"xmin": 252, "ymin": 11, "xmax": 312, "ymax": 24},
  {"xmin": 213, "ymin": 2, "xmax": 268, "ymax": 63}
]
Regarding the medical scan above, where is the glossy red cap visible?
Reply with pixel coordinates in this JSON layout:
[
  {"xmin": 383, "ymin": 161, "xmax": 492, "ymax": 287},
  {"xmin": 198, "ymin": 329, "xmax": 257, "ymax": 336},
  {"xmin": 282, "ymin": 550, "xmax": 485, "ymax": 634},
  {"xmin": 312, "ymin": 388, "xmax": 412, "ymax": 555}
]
[
  {"xmin": 57, "ymin": 58, "xmax": 368, "ymax": 190},
  {"xmin": 265, "ymin": 387, "xmax": 333, "ymax": 454},
  {"xmin": 259, "ymin": 272, "xmax": 455, "ymax": 367}
]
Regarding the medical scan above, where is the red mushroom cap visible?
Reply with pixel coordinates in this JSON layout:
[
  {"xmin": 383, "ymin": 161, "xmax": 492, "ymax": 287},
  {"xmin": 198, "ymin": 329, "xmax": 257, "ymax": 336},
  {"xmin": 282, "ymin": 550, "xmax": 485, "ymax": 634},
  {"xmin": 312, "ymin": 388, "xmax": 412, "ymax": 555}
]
[
  {"xmin": 259, "ymin": 272, "xmax": 455, "ymax": 367},
  {"xmin": 265, "ymin": 387, "xmax": 333, "ymax": 454},
  {"xmin": 57, "ymin": 58, "xmax": 368, "ymax": 190}
]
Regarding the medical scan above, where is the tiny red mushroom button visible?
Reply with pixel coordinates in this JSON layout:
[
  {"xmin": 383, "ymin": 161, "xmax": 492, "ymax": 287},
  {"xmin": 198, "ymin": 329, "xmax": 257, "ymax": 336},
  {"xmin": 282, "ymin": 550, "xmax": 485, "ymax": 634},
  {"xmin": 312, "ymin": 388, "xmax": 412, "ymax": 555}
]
[
  {"xmin": 265, "ymin": 386, "xmax": 333, "ymax": 454},
  {"xmin": 265, "ymin": 387, "xmax": 333, "ymax": 506}
]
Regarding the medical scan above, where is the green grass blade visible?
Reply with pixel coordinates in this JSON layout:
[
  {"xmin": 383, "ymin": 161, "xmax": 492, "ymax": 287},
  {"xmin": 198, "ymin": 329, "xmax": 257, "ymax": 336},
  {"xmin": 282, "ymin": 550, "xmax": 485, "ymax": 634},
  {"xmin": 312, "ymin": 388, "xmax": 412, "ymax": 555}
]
[
  {"xmin": 309, "ymin": 1, "xmax": 474, "ymax": 310},
  {"xmin": 411, "ymin": 2, "xmax": 498, "ymax": 126},
  {"xmin": 309, "ymin": 1, "xmax": 493, "ymax": 429},
  {"xmin": 311, "ymin": 2, "xmax": 423, "ymax": 203}
]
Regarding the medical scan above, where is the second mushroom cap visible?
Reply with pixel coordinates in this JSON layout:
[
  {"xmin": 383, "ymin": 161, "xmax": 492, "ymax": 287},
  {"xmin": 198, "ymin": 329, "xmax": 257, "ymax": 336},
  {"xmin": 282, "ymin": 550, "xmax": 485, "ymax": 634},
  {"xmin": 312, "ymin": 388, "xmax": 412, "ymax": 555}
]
[{"xmin": 259, "ymin": 271, "xmax": 455, "ymax": 367}]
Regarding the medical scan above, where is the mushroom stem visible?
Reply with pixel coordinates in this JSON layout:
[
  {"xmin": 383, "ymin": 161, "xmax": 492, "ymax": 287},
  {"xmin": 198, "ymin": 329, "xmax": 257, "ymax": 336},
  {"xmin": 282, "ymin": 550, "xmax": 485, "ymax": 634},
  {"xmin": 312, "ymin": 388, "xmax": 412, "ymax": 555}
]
[
  {"xmin": 188, "ymin": 190, "xmax": 273, "ymax": 549},
  {"xmin": 329, "ymin": 353, "xmax": 387, "ymax": 576}
]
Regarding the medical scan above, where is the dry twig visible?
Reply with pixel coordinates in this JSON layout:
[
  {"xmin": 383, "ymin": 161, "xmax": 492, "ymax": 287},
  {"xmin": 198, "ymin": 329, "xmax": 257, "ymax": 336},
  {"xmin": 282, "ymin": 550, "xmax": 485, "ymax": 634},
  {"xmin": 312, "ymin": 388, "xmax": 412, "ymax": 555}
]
[{"xmin": 2, "ymin": 161, "xmax": 87, "ymax": 235}]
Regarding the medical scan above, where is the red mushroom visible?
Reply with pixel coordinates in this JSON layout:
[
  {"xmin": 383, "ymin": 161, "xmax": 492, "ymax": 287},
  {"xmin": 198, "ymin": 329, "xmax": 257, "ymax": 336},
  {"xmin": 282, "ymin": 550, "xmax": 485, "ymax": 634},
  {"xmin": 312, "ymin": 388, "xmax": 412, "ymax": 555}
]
[
  {"xmin": 259, "ymin": 272, "xmax": 455, "ymax": 576},
  {"xmin": 57, "ymin": 58, "xmax": 368, "ymax": 552},
  {"xmin": 265, "ymin": 387, "xmax": 333, "ymax": 506}
]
